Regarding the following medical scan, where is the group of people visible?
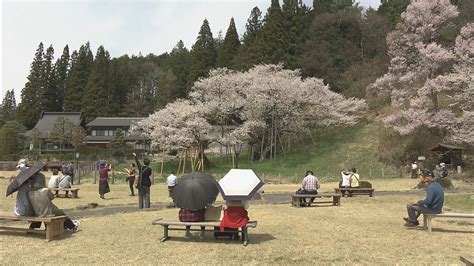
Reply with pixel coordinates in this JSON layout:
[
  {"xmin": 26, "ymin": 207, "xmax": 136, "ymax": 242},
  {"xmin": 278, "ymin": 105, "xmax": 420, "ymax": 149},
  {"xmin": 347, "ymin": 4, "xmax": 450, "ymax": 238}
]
[
  {"xmin": 12, "ymin": 159, "xmax": 80, "ymax": 232},
  {"xmin": 178, "ymin": 200, "xmax": 249, "ymax": 240},
  {"xmin": 96, "ymin": 153, "xmax": 153, "ymax": 209},
  {"xmin": 412, "ymin": 161, "xmax": 448, "ymax": 179},
  {"xmin": 47, "ymin": 169, "xmax": 72, "ymax": 196}
]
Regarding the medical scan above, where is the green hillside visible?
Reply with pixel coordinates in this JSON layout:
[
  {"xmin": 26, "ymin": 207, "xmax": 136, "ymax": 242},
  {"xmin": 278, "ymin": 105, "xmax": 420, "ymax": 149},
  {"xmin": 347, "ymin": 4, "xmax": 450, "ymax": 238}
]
[{"xmin": 203, "ymin": 124, "xmax": 401, "ymax": 182}]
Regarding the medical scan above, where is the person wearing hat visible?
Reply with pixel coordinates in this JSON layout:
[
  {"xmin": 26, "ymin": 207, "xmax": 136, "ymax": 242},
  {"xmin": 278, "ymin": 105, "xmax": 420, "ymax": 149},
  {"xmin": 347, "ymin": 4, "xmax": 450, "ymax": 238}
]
[
  {"xmin": 439, "ymin": 163, "xmax": 448, "ymax": 178},
  {"xmin": 404, "ymin": 171, "xmax": 444, "ymax": 227},
  {"xmin": 411, "ymin": 161, "xmax": 418, "ymax": 179}
]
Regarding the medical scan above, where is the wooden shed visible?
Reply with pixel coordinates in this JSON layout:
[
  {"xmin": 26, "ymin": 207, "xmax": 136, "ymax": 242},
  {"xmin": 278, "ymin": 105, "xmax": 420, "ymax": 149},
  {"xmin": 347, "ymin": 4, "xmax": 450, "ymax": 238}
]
[{"xmin": 430, "ymin": 143, "xmax": 465, "ymax": 169}]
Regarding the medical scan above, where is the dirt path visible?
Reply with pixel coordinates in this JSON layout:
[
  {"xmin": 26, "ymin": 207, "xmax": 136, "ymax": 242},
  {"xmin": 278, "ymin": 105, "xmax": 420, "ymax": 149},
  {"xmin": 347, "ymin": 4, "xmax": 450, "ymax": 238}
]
[{"xmin": 65, "ymin": 189, "xmax": 473, "ymax": 218}]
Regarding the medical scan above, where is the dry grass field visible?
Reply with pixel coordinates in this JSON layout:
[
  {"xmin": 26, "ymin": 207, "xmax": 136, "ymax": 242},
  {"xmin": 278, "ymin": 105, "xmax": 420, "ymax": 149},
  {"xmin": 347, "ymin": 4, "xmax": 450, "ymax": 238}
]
[{"xmin": 0, "ymin": 171, "xmax": 473, "ymax": 264}]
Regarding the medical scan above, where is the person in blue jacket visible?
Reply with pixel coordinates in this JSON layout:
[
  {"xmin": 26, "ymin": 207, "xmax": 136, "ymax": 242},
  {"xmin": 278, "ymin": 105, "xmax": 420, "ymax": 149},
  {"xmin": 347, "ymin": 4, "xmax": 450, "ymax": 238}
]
[{"xmin": 404, "ymin": 171, "xmax": 444, "ymax": 227}]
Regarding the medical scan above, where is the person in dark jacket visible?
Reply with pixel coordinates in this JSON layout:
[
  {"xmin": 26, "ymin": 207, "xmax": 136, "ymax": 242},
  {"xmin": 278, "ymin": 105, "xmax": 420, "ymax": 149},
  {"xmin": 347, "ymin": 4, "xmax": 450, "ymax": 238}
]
[
  {"xmin": 404, "ymin": 171, "xmax": 444, "ymax": 227},
  {"xmin": 133, "ymin": 153, "xmax": 152, "ymax": 209}
]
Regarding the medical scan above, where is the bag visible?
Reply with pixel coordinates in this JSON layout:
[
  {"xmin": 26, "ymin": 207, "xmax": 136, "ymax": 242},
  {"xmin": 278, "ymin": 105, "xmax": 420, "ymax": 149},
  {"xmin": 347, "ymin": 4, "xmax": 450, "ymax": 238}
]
[
  {"xmin": 213, "ymin": 226, "xmax": 239, "ymax": 240},
  {"xmin": 125, "ymin": 176, "xmax": 129, "ymax": 182},
  {"xmin": 295, "ymin": 188, "xmax": 304, "ymax": 194}
]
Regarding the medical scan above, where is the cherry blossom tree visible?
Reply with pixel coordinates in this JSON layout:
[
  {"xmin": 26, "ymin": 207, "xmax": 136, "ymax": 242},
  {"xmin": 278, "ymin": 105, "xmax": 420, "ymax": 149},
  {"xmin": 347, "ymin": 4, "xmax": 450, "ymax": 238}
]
[
  {"xmin": 371, "ymin": 0, "xmax": 473, "ymax": 145},
  {"xmin": 136, "ymin": 64, "xmax": 366, "ymax": 163}
]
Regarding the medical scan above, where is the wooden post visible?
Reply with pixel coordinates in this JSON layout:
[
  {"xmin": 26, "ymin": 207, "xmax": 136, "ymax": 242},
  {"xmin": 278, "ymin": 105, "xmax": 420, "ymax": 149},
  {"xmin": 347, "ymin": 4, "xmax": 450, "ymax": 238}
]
[
  {"xmin": 94, "ymin": 169, "xmax": 97, "ymax": 184},
  {"xmin": 381, "ymin": 167, "xmax": 385, "ymax": 179},
  {"xmin": 278, "ymin": 173, "xmax": 281, "ymax": 184},
  {"xmin": 161, "ymin": 151, "xmax": 165, "ymax": 176},
  {"xmin": 177, "ymin": 149, "xmax": 182, "ymax": 174},
  {"xmin": 182, "ymin": 149, "xmax": 187, "ymax": 175},
  {"xmin": 112, "ymin": 171, "xmax": 115, "ymax": 184},
  {"xmin": 201, "ymin": 144, "xmax": 204, "ymax": 172}
]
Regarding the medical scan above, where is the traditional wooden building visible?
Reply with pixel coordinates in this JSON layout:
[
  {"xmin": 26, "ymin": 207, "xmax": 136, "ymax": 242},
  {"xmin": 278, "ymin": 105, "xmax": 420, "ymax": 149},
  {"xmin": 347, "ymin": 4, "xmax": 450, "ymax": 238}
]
[
  {"xmin": 430, "ymin": 143, "xmax": 465, "ymax": 168},
  {"xmin": 85, "ymin": 117, "xmax": 150, "ymax": 151}
]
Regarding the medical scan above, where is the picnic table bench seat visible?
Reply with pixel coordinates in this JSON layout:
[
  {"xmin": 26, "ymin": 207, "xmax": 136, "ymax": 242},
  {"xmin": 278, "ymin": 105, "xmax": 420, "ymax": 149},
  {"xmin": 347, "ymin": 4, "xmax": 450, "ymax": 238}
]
[
  {"xmin": 422, "ymin": 212, "xmax": 474, "ymax": 233},
  {"xmin": 152, "ymin": 218, "xmax": 257, "ymax": 246},
  {"xmin": 460, "ymin": 255, "xmax": 474, "ymax": 266},
  {"xmin": 291, "ymin": 193, "xmax": 341, "ymax": 207},
  {"xmin": 0, "ymin": 212, "xmax": 67, "ymax": 241},
  {"xmin": 334, "ymin": 187, "xmax": 375, "ymax": 197},
  {"xmin": 51, "ymin": 188, "xmax": 80, "ymax": 198}
]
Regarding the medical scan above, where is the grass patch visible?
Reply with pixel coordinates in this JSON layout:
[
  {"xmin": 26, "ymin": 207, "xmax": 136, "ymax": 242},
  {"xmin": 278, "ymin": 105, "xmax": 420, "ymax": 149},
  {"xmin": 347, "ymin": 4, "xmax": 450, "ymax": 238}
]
[
  {"xmin": 444, "ymin": 194, "xmax": 474, "ymax": 212},
  {"xmin": 0, "ymin": 194, "xmax": 472, "ymax": 264}
]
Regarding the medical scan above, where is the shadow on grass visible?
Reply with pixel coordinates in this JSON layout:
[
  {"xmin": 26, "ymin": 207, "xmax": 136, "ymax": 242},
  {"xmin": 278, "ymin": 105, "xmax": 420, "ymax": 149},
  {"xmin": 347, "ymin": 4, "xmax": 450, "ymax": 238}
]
[
  {"xmin": 161, "ymin": 233, "xmax": 276, "ymax": 245},
  {"xmin": 405, "ymin": 227, "xmax": 474, "ymax": 234},
  {"xmin": 0, "ymin": 230, "xmax": 76, "ymax": 241}
]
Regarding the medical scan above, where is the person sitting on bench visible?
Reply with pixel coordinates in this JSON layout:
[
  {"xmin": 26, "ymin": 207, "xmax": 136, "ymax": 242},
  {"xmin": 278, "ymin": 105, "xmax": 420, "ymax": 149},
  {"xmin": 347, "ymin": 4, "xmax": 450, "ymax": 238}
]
[
  {"xmin": 219, "ymin": 200, "xmax": 249, "ymax": 240},
  {"xmin": 58, "ymin": 172, "xmax": 72, "ymax": 197},
  {"xmin": 340, "ymin": 170, "xmax": 352, "ymax": 197},
  {"xmin": 48, "ymin": 170, "xmax": 60, "ymax": 189},
  {"xmin": 178, "ymin": 208, "xmax": 205, "ymax": 239},
  {"xmin": 28, "ymin": 180, "xmax": 80, "ymax": 232},
  {"xmin": 298, "ymin": 171, "xmax": 320, "ymax": 206},
  {"xmin": 404, "ymin": 171, "xmax": 444, "ymax": 227}
]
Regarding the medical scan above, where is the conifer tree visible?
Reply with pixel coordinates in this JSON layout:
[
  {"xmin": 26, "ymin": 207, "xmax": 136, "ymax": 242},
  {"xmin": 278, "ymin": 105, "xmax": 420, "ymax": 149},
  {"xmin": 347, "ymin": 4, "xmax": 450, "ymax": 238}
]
[
  {"xmin": 282, "ymin": 0, "xmax": 312, "ymax": 68},
  {"xmin": 217, "ymin": 18, "xmax": 240, "ymax": 68},
  {"xmin": 82, "ymin": 46, "xmax": 111, "ymax": 121},
  {"xmin": 64, "ymin": 42, "xmax": 94, "ymax": 112},
  {"xmin": 43, "ymin": 45, "xmax": 59, "ymax": 112},
  {"xmin": 54, "ymin": 45, "xmax": 70, "ymax": 111},
  {"xmin": 169, "ymin": 40, "xmax": 191, "ymax": 97},
  {"xmin": 254, "ymin": 0, "xmax": 287, "ymax": 64},
  {"xmin": 1, "ymin": 89, "xmax": 17, "ymax": 121},
  {"xmin": 17, "ymin": 42, "xmax": 46, "ymax": 129},
  {"xmin": 189, "ymin": 19, "xmax": 217, "ymax": 86},
  {"xmin": 235, "ymin": 7, "xmax": 263, "ymax": 69}
]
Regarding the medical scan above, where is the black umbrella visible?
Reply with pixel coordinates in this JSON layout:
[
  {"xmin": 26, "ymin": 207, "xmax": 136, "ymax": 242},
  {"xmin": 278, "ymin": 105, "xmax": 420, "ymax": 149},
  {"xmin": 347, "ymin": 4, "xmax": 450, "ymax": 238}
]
[
  {"xmin": 6, "ymin": 162, "xmax": 46, "ymax": 197},
  {"xmin": 171, "ymin": 172, "xmax": 219, "ymax": 211}
]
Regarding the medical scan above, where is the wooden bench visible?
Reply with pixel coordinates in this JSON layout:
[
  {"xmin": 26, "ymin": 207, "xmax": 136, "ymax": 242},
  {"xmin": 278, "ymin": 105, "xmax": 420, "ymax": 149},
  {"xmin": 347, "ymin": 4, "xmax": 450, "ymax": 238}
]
[
  {"xmin": 52, "ymin": 188, "xmax": 80, "ymax": 198},
  {"xmin": 291, "ymin": 193, "xmax": 341, "ymax": 207},
  {"xmin": 334, "ymin": 187, "xmax": 375, "ymax": 197},
  {"xmin": 460, "ymin": 255, "xmax": 474, "ymax": 266},
  {"xmin": 152, "ymin": 218, "xmax": 257, "ymax": 246},
  {"xmin": 0, "ymin": 212, "xmax": 67, "ymax": 241},
  {"xmin": 422, "ymin": 212, "xmax": 474, "ymax": 233}
]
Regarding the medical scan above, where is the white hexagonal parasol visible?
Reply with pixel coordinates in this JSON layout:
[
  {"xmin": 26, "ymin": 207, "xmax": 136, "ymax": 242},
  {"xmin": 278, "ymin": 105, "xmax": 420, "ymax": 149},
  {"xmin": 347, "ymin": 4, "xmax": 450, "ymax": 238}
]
[{"xmin": 217, "ymin": 169, "xmax": 264, "ymax": 200}]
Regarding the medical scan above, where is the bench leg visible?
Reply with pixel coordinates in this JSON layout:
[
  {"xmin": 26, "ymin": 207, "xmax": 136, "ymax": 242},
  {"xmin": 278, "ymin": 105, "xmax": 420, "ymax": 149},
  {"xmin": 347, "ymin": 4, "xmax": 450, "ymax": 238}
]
[
  {"xmin": 427, "ymin": 217, "xmax": 432, "ymax": 233},
  {"xmin": 45, "ymin": 220, "xmax": 63, "ymax": 241},
  {"xmin": 161, "ymin": 225, "xmax": 170, "ymax": 242},
  {"xmin": 72, "ymin": 191, "xmax": 78, "ymax": 198},
  {"xmin": 291, "ymin": 197, "xmax": 300, "ymax": 208},
  {"xmin": 333, "ymin": 196, "xmax": 340, "ymax": 206},
  {"xmin": 242, "ymin": 227, "xmax": 249, "ymax": 246},
  {"xmin": 369, "ymin": 191, "xmax": 373, "ymax": 197}
]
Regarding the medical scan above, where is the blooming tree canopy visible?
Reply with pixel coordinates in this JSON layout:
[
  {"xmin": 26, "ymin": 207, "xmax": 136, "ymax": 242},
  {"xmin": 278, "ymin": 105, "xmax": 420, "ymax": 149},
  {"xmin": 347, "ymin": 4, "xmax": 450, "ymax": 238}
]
[
  {"xmin": 371, "ymin": 0, "xmax": 473, "ymax": 145},
  {"xmin": 135, "ymin": 64, "xmax": 366, "ymax": 161}
]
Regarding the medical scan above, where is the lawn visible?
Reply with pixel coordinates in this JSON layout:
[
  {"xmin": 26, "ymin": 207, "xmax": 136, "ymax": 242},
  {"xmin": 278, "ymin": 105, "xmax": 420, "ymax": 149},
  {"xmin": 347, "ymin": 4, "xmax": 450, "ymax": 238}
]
[{"xmin": 0, "ymin": 193, "xmax": 473, "ymax": 264}]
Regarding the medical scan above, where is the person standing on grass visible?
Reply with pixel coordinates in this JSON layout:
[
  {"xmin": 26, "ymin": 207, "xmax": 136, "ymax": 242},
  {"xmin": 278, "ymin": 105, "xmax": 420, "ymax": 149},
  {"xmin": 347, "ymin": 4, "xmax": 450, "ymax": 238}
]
[
  {"xmin": 98, "ymin": 162, "xmax": 111, "ymax": 199},
  {"xmin": 126, "ymin": 163, "xmax": 137, "ymax": 196},
  {"xmin": 299, "ymin": 171, "xmax": 320, "ymax": 207},
  {"xmin": 133, "ymin": 153, "xmax": 152, "ymax": 209},
  {"xmin": 404, "ymin": 171, "xmax": 444, "ymax": 227},
  {"xmin": 411, "ymin": 161, "xmax": 418, "ymax": 179},
  {"xmin": 166, "ymin": 172, "xmax": 177, "ymax": 197}
]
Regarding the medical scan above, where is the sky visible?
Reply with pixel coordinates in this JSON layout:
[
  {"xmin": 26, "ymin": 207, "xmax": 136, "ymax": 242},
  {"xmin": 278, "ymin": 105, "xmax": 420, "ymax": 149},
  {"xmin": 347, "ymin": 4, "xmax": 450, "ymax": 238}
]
[{"xmin": 1, "ymin": 0, "xmax": 381, "ymax": 102}]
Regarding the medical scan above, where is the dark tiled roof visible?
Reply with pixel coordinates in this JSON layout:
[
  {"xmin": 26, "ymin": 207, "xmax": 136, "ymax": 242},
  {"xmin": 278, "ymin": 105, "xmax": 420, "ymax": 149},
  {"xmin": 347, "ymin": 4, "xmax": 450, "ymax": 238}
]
[
  {"xmin": 430, "ymin": 143, "xmax": 465, "ymax": 151},
  {"xmin": 25, "ymin": 112, "xmax": 84, "ymax": 138},
  {"xmin": 87, "ymin": 117, "xmax": 146, "ymax": 127}
]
